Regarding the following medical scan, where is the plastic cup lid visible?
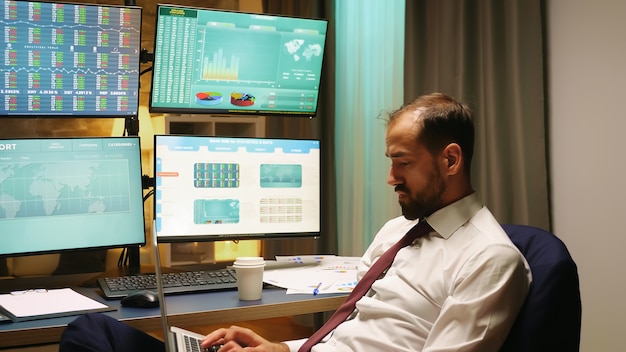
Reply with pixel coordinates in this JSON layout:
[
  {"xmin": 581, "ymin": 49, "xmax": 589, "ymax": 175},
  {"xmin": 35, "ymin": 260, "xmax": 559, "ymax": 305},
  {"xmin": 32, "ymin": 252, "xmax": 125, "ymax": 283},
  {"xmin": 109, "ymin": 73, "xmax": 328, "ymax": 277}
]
[{"xmin": 233, "ymin": 256, "xmax": 265, "ymax": 266}]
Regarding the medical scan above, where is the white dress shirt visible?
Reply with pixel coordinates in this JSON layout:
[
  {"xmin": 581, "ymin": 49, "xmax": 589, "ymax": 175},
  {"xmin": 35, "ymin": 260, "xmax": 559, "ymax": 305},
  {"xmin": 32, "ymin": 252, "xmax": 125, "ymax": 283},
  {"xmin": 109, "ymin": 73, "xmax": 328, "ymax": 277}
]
[{"xmin": 284, "ymin": 193, "xmax": 531, "ymax": 352}]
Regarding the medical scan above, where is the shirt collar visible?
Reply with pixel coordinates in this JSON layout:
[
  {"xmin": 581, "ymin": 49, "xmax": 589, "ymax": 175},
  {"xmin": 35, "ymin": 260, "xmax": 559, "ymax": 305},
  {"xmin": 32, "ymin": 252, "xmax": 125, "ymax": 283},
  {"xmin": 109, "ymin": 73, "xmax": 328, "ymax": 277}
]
[{"xmin": 423, "ymin": 192, "xmax": 483, "ymax": 239}]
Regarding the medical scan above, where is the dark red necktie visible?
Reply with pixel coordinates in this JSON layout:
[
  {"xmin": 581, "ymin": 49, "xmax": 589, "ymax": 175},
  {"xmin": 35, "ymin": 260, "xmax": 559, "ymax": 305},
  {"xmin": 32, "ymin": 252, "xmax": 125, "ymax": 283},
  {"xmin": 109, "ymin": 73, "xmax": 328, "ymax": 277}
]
[{"xmin": 298, "ymin": 220, "xmax": 433, "ymax": 352}]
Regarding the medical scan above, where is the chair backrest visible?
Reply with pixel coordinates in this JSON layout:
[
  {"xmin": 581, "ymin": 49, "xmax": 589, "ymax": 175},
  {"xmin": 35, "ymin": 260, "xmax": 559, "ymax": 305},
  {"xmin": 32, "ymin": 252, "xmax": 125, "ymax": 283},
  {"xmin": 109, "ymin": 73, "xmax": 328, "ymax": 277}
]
[{"xmin": 499, "ymin": 224, "xmax": 581, "ymax": 352}]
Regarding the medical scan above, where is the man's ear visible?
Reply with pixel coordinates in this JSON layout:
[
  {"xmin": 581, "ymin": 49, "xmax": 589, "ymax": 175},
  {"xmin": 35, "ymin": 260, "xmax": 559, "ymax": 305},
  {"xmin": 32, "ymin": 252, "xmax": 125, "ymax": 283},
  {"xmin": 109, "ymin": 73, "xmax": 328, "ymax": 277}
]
[{"xmin": 442, "ymin": 143, "xmax": 463, "ymax": 175}]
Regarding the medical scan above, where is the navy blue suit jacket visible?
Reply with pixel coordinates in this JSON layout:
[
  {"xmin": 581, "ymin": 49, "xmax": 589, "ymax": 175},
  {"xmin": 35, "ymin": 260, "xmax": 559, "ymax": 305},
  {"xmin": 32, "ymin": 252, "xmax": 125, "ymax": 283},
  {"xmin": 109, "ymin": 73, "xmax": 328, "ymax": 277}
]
[{"xmin": 499, "ymin": 224, "xmax": 581, "ymax": 352}]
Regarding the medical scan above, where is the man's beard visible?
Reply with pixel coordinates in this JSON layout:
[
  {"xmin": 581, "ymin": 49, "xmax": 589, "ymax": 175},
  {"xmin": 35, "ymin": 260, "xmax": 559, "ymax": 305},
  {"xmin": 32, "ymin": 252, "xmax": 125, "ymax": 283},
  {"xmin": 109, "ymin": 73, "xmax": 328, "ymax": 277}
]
[{"xmin": 397, "ymin": 169, "xmax": 446, "ymax": 220}]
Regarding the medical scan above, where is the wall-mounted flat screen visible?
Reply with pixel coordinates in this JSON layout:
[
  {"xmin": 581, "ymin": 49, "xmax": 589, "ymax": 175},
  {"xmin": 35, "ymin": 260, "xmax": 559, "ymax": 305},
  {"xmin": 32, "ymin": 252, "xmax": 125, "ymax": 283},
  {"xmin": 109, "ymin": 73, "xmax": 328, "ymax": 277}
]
[
  {"xmin": 149, "ymin": 4, "xmax": 328, "ymax": 118},
  {"xmin": 0, "ymin": 0, "xmax": 142, "ymax": 117}
]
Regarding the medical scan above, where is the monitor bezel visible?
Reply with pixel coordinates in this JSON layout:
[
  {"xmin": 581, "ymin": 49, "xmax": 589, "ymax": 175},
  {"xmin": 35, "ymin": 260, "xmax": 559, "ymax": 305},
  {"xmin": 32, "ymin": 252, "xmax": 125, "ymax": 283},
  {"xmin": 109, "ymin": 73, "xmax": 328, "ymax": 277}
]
[
  {"xmin": 0, "ymin": 136, "xmax": 147, "ymax": 258},
  {"xmin": 153, "ymin": 134, "xmax": 322, "ymax": 243},
  {"xmin": 148, "ymin": 4, "xmax": 328, "ymax": 119},
  {"xmin": 0, "ymin": 0, "xmax": 143, "ymax": 118}
]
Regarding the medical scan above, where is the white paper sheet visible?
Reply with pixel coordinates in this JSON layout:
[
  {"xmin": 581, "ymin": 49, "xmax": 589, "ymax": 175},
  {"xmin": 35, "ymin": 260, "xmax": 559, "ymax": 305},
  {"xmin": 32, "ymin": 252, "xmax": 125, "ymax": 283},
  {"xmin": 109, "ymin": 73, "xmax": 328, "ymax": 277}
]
[
  {"xmin": 264, "ymin": 256, "xmax": 361, "ymax": 294},
  {"xmin": 0, "ymin": 288, "xmax": 109, "ymax": 318}
]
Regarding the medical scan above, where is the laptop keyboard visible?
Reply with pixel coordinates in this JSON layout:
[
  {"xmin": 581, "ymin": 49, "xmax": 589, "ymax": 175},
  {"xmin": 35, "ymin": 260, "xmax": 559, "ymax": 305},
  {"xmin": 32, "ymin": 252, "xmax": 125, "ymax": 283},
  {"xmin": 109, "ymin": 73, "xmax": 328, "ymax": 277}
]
[
  {"xmin": 183, "ymin": 334, "xmax": 204, "ymax": 352},
  {"xmin": 98, "ymin": 268, "xmax": 238, "ymax": 299},
  {"xmin": 181, "ymin": 333, "xmax": 222, "ymax": 352}
]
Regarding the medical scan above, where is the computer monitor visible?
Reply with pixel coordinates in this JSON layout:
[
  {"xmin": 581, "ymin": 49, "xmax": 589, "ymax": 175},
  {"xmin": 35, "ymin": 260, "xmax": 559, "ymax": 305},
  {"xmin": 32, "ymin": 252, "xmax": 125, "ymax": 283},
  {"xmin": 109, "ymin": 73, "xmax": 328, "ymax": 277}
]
[
  {"xmin": 0, "ymin": 0, "xmax": 142, "ymax": 117},
  {"xmin": 0, "ymin": 136, "xmax": 146, "ymax": 257},
  {"xmin": 149, "ymin": 5, "xmax": 328, "ymax": 118},
  {"xmin": 154, "ymin": 135, "xmax": 321, "ymax": 242}
]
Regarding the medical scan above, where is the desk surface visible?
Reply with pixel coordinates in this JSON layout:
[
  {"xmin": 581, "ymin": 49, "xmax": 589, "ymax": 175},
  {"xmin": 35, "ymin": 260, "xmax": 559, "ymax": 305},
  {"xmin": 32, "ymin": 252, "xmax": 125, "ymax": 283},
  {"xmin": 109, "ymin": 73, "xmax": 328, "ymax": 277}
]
[{"xmin": 0, "ymin": 273, "xmax": 346, "ymax": 348}]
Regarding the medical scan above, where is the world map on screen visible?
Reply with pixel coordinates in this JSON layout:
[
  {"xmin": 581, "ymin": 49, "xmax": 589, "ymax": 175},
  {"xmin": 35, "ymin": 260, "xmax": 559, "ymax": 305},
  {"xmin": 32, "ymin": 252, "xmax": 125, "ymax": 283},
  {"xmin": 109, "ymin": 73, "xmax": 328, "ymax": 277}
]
[
  {"xmin": 284, "ymin": 39, "xmax": 323, "ymax": 62},
  {"xmin": 0, "ymin": 160, "xmax": 131, "ymax": 219}
]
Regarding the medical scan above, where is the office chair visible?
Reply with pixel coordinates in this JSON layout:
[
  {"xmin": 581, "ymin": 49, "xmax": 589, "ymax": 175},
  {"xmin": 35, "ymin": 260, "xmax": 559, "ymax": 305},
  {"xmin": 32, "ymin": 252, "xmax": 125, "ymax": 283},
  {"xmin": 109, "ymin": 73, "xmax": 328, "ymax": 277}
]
[{"xmin": 499, "ymin": 224, "xmax": 582, "ymax": 352}]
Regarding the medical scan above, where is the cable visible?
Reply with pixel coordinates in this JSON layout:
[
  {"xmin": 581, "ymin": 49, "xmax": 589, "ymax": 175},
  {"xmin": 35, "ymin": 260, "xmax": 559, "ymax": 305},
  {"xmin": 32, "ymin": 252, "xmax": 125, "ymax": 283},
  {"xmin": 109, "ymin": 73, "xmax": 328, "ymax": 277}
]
[
  {"xmin": 140, "ymin": 66, "xmax": 153, "ymax": 76},
  {"xmin": 143, "ymin": 189, "xmax": 154, "ymax": 202},
  {"xmin": 117, "ymin": 247, "xmax": 126, "ymax": 267}
]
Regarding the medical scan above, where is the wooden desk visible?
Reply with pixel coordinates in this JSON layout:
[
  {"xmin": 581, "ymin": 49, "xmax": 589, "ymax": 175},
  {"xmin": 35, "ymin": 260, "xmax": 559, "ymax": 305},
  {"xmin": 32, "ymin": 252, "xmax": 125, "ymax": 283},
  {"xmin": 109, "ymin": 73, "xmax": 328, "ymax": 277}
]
[{"xmin": 0, "ymin": 273, "xmax": 346, "ymax": 348}]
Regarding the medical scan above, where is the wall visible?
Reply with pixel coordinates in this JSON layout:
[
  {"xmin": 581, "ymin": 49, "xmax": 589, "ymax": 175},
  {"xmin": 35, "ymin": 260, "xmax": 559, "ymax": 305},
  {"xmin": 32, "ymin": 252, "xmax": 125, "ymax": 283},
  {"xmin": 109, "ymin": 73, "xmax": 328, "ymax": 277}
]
[{"xmin": 547, "ymin": 0, "xmax": 626, "ymax": 350}]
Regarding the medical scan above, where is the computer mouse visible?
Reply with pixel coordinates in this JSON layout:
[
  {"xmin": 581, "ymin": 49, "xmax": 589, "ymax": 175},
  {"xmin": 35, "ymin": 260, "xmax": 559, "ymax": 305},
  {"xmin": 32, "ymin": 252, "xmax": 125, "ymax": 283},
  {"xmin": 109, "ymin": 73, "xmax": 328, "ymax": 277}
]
[{"xmin": 120, "ymin": 290, "xmax": 159, "ymax": 308}]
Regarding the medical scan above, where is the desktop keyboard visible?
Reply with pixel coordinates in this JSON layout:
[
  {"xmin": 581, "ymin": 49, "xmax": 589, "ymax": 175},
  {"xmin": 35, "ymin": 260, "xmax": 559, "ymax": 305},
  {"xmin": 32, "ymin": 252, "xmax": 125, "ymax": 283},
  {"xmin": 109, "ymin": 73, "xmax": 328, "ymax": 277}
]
[{"xmin": 97, "ymin": 269, "xmax": 238, "ymax": 299}]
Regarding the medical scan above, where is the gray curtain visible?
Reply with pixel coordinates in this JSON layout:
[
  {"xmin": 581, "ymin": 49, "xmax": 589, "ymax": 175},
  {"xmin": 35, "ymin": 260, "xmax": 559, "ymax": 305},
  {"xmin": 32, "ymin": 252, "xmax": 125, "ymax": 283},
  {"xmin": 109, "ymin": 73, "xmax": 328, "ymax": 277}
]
[
  {"xmin": 260, "ymin": 0, "xmax": 338, "ymax": 257},
  {"xmin": 404, "ymin": 0, "xmax": 550, "ymax": 229},
  {"xmin": 261, "ymin": 0, "xmax": 550, "ymax": 258}
]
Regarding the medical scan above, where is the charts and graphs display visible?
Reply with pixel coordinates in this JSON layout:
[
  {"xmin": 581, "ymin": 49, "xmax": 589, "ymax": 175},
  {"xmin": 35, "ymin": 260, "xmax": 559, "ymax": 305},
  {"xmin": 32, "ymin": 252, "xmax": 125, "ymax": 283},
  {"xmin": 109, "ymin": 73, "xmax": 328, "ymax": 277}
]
[
  {"xmin": 150, "ymin": 5, "xmax": 328, "ymax": 117},
  {"xmin": 154, "ymin": 135, "xmax": 321, "ymax": 242},
  {"xmin": 0, "ymin": 137, "xmax": 145, "ymax": 257},
  {"xmin": 0, "ymin": 0, "xmax": 142, "ymax": 117}
]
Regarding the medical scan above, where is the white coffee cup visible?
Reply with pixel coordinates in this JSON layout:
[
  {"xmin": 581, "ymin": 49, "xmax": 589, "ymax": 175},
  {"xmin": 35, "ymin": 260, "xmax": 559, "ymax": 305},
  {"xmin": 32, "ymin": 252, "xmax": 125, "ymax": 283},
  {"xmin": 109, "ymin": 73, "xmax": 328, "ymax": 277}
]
[{"xmin": 232, "ymin": 257, "xmax": 266, "ymax": 300}]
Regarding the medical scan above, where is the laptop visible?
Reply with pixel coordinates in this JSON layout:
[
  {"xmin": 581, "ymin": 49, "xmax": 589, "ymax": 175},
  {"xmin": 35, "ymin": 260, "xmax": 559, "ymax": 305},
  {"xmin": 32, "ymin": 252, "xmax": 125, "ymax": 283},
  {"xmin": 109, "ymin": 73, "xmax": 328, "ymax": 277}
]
[{"xmin": 151, "ymin": 222, "xmax": 222, "ymax": 352}]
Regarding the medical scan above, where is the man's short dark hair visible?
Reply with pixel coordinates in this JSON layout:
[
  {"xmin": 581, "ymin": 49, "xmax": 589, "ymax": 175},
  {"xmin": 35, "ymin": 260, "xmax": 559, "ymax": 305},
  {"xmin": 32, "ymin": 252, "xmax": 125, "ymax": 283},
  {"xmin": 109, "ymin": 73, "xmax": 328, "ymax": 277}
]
[{"xmin": 388, "ymin": 93, "xmax": 475, "ymax": 173}]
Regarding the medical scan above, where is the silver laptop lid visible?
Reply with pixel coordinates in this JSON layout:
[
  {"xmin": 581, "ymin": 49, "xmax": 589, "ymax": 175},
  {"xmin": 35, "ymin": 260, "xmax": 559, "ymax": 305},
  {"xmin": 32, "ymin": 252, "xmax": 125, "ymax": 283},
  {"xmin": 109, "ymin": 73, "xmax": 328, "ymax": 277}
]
[{"xmin": 152, "ymin": 220, "xmax": 175, "ymax": 352}]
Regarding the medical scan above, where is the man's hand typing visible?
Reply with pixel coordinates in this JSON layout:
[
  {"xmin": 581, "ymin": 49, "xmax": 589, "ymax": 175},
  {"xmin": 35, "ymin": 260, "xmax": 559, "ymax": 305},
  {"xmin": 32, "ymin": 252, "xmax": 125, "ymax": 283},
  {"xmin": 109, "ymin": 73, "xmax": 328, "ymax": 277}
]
[{"xmin": 202, "ymin": 326, "xmax": 290, "ymax": 352}]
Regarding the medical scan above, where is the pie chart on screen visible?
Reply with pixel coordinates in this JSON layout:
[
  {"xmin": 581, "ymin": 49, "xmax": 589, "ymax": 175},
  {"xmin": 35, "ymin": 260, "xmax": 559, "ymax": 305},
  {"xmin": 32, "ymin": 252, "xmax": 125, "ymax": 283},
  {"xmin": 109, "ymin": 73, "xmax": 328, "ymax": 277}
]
[
  {"xmin": 230, "ymin": 92, "xmax": 255, "ymax": 106},
  {"xmin": 195, "ymin": 92, "xmax": 223, "ymax": 105}
]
